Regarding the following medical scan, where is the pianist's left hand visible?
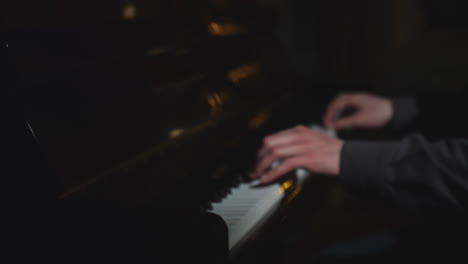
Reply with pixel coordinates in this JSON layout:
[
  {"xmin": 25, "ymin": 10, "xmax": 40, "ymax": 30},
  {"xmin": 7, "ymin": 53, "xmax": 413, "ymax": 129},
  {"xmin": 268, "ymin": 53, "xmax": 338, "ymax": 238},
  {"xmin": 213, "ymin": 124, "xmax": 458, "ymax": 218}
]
[{"xmin": 250, "ymin": 125, "xmax": 343, "ymax": 184}]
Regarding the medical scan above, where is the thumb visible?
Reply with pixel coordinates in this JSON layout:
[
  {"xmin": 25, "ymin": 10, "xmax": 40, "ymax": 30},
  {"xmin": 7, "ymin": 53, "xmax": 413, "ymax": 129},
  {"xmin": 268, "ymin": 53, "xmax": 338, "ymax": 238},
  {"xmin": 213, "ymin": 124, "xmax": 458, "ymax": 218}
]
[{"xmin": 332, "ymin": 115, "xmax": 362, "ymax": 130}]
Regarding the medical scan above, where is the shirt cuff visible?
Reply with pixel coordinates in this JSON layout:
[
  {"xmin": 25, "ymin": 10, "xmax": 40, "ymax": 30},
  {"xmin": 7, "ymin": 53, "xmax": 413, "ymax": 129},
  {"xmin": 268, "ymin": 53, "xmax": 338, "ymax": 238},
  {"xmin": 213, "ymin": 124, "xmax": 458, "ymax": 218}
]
[
  {"xmin": 338, "ymin": 140, "xmax": 399, "ymax": 191},
  {"xmin": 390, "ymin": 97, "xmax": 420, "ymax": 130}
]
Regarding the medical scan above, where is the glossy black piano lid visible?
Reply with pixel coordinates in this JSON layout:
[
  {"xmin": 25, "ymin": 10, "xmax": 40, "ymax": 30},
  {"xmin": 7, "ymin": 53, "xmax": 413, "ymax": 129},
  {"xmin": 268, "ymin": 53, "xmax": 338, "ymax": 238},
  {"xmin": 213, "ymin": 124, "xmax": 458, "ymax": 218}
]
[{"xmin": 3, "ymin": 1, "xmax": 331, "ymax": 208}]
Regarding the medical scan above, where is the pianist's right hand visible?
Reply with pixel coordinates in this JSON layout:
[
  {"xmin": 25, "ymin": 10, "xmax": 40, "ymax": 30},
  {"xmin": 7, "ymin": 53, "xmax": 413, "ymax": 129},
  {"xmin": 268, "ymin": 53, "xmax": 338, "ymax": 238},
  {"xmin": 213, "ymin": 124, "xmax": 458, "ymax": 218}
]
[{"xmin": 250, "ymin": 125, "xmax": 344, "ymax": 184}]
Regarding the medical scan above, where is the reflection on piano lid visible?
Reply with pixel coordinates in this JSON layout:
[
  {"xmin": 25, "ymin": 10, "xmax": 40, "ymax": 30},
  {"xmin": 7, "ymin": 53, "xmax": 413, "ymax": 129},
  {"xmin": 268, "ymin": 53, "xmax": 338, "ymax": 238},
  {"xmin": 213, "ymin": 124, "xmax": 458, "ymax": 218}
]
[{"xmin": 8, "ymin": 12, "xmax": 283, "ymax": 203}]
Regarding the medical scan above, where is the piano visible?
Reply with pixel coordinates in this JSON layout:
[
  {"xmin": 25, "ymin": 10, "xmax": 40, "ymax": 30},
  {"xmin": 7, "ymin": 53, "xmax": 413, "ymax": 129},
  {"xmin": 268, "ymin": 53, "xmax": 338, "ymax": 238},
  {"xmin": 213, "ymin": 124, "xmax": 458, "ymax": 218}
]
[{"xmin": 2, "ymin": 1, "xmax": 339, "ymax": 262}]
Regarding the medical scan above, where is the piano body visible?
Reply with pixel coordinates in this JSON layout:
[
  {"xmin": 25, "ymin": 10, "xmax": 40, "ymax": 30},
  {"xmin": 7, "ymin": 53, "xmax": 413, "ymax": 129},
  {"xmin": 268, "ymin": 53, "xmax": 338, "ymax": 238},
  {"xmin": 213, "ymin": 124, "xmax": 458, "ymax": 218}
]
[{"xmin": 2, "ymin": 0, "xmax": 339, "ymax": 262}]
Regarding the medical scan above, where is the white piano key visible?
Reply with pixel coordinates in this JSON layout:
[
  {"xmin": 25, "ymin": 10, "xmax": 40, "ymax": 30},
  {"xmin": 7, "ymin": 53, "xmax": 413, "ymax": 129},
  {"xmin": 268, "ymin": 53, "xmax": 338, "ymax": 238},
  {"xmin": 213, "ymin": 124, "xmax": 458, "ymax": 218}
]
[{"xmin": 208, "ymin": 180, "xmax": 285, "ymax": 253}]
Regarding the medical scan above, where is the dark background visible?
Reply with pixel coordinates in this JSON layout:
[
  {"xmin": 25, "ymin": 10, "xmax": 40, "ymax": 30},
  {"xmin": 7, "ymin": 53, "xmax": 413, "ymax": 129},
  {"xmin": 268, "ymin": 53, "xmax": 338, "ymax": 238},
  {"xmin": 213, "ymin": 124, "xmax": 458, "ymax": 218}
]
[{"xmin": 3, "ymin": 0, "xmax": 468, "ymax": 94}]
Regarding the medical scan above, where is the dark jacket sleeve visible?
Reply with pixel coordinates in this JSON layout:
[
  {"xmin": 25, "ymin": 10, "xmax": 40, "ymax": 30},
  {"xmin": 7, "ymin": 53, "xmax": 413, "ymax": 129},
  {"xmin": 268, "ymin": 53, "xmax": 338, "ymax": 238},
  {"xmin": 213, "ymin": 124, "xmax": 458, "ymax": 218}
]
[
  {"xmin": 390, "ymin": 90, "xmax": 468, "ymax": 139},
  {"xmin": 339, "ymin": 134, "xmax": 468, "ymax": 211}
]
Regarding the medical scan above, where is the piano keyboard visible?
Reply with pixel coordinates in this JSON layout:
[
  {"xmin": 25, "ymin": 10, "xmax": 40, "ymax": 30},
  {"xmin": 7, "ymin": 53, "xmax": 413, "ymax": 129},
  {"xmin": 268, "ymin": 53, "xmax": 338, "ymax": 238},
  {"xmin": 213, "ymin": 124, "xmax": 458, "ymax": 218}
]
[
  {"xmin": 209, "ymin": 124, "xmax": 336, "ymax": 254},
  {"xmin": 209, "ymin": 178, "xmax": 285, "ymax": 253}
]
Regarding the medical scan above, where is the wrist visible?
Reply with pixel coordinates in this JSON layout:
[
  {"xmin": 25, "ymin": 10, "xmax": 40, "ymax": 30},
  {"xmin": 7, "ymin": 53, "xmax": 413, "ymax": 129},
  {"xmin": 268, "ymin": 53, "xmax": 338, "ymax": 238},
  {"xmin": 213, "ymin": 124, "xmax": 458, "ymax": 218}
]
[
  {"xmin": 329, "ymin": 139, "xmax": 344, "ymax": 177},
  {"xmin": 389, "ymin": 97, "xmax": 419, "ymax": 129}
]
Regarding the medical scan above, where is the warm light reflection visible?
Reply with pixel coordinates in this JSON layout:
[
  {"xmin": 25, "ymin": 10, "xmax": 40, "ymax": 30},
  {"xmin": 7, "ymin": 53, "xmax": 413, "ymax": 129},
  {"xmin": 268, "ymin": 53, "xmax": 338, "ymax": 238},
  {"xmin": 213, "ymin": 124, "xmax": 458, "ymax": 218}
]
[
  {"xmin": 286, "ymin": 186, "xmax": 303, "ymax": 204},
  {"xmin": 227, "ymin": 63, "xmax": 261, "ymax": 84},
  {"xmin": 122, "ymin": 2, "xmax": 137, "ymax": 20},
  {"xmin": 146, "ymin": 48, "xmax": 167, "ymax": 56},
  {"xmin": 207, "ymin": 91, "xmax": 229, "ymax": 117},
  {"xmin": 207, "ymin": 93, "xmax": 224, "ymax": 107},
  {"xmin": 248, "ymin": 111, "xmax": 271, "ymax": 129},
  {"xmin": 168, "ymin": 128, "xmax": 185, "ymax": 139},
  {"xmin": 208, "ymin": 22, "xmax": 243, "ymax": 36},
  {"xmin": 280, "ymin": 179, "xmax": 294, "ymax": 193}
]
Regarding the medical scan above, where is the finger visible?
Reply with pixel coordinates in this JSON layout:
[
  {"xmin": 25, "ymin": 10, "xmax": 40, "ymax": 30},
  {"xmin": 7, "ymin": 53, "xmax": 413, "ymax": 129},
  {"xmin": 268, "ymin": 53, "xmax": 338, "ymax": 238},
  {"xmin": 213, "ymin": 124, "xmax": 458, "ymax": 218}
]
[
  {"xmin": 258, "ymin": 125, "xmax": 309, "ymax": 158},
  {"xmin": 333, "ymin": 115, "xmax": 363, "ymax": 130},
  {"xmin": 323, "ymin": 94, "xmax": 350, "ymax": 127},
  {"xmin": 253, "ymin": 144, "xmax": 311, "ymax": 178},
  {"xmin": 250, "ymin": 154, "xmax": 277, "ymax": 179},
  {"xmin": 323, "ymin": 95, "xmax": 356, "ymax": 129},
  {"xmin": 260, "ymin": 156, "xmax": 309, "ymax": 184}
]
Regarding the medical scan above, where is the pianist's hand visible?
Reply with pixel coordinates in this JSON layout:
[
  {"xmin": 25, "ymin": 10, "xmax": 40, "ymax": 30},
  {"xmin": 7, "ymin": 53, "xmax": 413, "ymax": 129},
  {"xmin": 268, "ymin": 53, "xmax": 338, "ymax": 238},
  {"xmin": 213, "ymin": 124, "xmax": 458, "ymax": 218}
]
[
  {"xmin": 251, "ymin": 125, "xmax": 343, "ymax": 184},
  {"xmin": 323, "ymin": 92, "xmax": 393, "ymax": 130}
]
